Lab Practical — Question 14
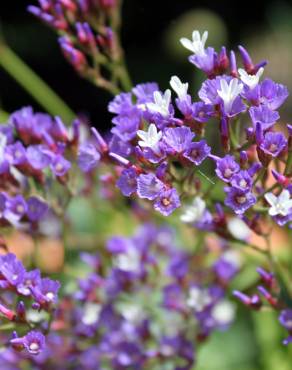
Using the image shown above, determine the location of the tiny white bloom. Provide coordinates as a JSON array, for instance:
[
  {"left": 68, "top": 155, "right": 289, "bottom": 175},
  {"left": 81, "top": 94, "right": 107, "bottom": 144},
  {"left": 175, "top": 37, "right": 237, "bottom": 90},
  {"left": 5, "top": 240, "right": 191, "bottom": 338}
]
[
  {"left": 137, "top": 123, "right": 162, "bottom": 154},
  {"left": 238, "top": 67, "right": 264, "bottom": 90},
  {"left": 170, "top": 76, "right": 189, "bottom": 100},
  {"left": 0, "top": 133, "right": 7, "bottom": 163},
  {"left": 180, "top": 197, "right": 206, "bottom": 223},
  {"left": 211, "top": 300, "right": 235, "bottom": 325},
  {"left": 227, "top": 217, "right": 251, "bottom": 241},
  {"left": 180, "top": 30, "right": 208, "bottom": 56},
  {"left": 221, "top": 250, "right": 242, "bottom": 269},
  {"left": 114, "top": 246, "right": 140, "bottom": 272},
  {"left": 146, "top": 90, "right": 171, "bottom": 117},
  {"left": 186, "top": 287, "right": 211, "bottom": 312},
  {"left": 217, "top": 78, "right": 243, "bottom": 113},
  {"left": 265, "top": 189, "right": 292, "bottom": 217},
  {"left": 82, "top": 303, "right": 102, "bottom": 325},
  {"left": 119, "top": 303, "right": 144, "bottom": 324},
  {"left": 26, "top": 309, "right": 48, "bottom": 323}
]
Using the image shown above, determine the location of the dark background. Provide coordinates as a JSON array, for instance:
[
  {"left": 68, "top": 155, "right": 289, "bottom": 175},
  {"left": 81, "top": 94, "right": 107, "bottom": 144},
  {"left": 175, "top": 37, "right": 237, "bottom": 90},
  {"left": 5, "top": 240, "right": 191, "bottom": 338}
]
[{"left": 1, "top": 0, "right": 292, "bottom": 129}]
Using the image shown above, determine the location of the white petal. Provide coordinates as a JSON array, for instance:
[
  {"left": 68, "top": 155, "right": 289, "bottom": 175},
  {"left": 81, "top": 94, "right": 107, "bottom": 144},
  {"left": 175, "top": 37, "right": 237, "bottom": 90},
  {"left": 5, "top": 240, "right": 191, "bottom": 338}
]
[
  {"left": 264, "top": 192, "right": 277, "bottom": 206},
  {"left": 180, "top": 38, "right": 195, "bottom": 53},
  {"left": 278, "top": 189, "right": 290, "bottom": 203},
  {"left": 137, "top": 130, "right": 147, "bottom": 140},
  {"left": 201, "top": 31, "right": 208, "bottom": 46}
]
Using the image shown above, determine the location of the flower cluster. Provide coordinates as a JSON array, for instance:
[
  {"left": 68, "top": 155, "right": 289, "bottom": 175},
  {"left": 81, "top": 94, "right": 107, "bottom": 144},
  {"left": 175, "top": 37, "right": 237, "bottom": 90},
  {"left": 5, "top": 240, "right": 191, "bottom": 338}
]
[
  {"left": 28, "top": 0, "right": 131, "bottom": 94},
  {"left": 0, "top": 107, "right": 81, "bottom": 230},
  {"left": 233, "top": 266, "right": 292, "bottom": 345},
  {"left": 0, "top": 253, "right": 60, "bottom": 356},
  {"left": 76, "top": 30, "right": 292, "bottom": 232},
  {"left": 0, "top": 224, "right": 239, "bottom": 369}
]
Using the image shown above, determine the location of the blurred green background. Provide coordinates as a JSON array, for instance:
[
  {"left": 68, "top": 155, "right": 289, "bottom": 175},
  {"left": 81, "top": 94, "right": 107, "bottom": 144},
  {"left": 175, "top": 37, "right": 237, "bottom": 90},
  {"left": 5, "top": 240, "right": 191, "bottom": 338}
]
[{"left": 1, "top": 0, "right": 292, "bottom": 368}]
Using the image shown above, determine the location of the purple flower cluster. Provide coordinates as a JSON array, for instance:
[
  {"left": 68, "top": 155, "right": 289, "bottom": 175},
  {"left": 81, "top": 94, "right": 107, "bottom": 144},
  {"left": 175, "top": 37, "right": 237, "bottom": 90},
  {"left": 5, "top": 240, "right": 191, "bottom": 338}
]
[
  {"left": 0, "top": 107, "right": 82, "bottom": 230},
  {"left": 0, "top": 224, "right": 238, "bottom": 369},
  {"left": 28, "top": 0, "right": 128, "bottom": 95},
  {"left": 0, "top": 253, "right": 60, "bottom": 355},
  {"left": 75, "top": 29, "right": 292, "bottom": 231}
]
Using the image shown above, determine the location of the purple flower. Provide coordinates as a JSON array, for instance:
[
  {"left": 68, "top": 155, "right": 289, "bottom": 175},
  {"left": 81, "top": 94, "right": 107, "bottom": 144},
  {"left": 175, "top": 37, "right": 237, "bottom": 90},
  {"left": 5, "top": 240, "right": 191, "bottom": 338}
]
[
  {"left": 199, "top": 76, "right": 228, "bottom": 105},
  {"left": 4, "top": 195, "right": 27, "bottom": 223},
  {"left": 191, "top": 102, "right": 214, "bottom": 122},
  {"left": 26, "top": 145, "right": 52, "bottom": 170},
  {"left": 17, "top": 269, "right": 41, "bottom": 296},
  {"left": 163, "top": 127, "right": 194, "bottom": 154},
  {"left": 108, "top": 92, "right": 133, "bottom": 115},
  {"left": 27, "top": 196, "right": 49, "bottom": 222},
  {"left": 260, "top": 79, "right": 289, "bottom": 110},
  {"left": 116, "top": 168, "right": 138, "bottom": 196},
  {"left": 9, "top": 106, "right": 34, "bottom": 135},
  {"left": 78, "top": 143, "right": 101, "bottom": 172},
  {"left": 259, "top": 132, "right": 287, "bottom": 157},
  {"left": 224, "top": 187, "right": 256, "bottom": 214},
  {"left": 214, "top": 155, "right": 240, "bottom": 182},
  {"left": 163, "top": 284, "right": 185, "bottom": 311},
  {"left": 249, "top": 105, "right": 279, "bottom": 130},
  {"left": 183, "top": 140, "right": 211, "bottom": 165},
  {"left": 0, "top": 253, "right": 25, "bottom": 286},
  {"left": 189, "top": 47, "right": 216, "bottom": 75},
  {"left": 111, "top": 113, "right": 140, "bottom": 142},
  {"left": 11, "top": 331, "right": 45, "bottom": 355},
  {"left": 279, "top": 309, "right": 292, "bottom": 331},
  {"left": 109, "top": 135, "right": 133, "bottom": 157},
  {"left": 273, "top": 212, "right": 292, "bottom": 227},
  {"left": 132, "top": 82, "right": 159, "bottom": 104},
  {"left": 31, "top": 277, "right": 60, "bottom": 305},
  {"left": 50, "top": 155, "right": 71, "bottom": 176},
  {"left": 5, "top": 142, "right": 26, "bottom": 165},
  {"left": 213, "top": 251, "right": 241, "bottom": 282},
  {"left": 153, "top": 188, "right": 181, "bottom": 216},
  {"left": 230, "top": 170, "right": 253, "bottom": 192},
  {"left": 137, "top": 173, "right": 164, "bottom": 200}
]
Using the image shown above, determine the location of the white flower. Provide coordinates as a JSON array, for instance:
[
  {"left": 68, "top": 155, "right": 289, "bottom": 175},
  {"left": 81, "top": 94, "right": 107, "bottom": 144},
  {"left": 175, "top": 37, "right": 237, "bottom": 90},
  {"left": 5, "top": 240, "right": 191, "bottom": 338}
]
[
  {"left": 146, "top": 90, "right": 171, "bottom": 117},
  {"left": 180, "top": 197, "right": 206, "bottom": 223},
  {"left": 119, "top": 303, "right": 144, "bottom": 324},
  {"left": 217, "top": 78, "right": 243, "bottom": 113},
  {"left": 186, "top": 287, "right": 211, "bottom": 312},
  {"left": 227, "top": 217, "right": 251, "bottom": 241},
  {"left": 221, "top": 250, "right": 242, "bottom": 269},
  {"left": 238, "top": 67, "right": 264, "bottom": 90},
  {"left": 137, "top": 123, "right": 162, "bottom": 154},
  {"left": 180, "top": 30, "right": 208, "bottom": 56},
  {"left": 211, "top": 300, "right": 235, "bottom": 325},
  {"left": 81, "top": 303, "right": 102, "bottom": 325},
  {"left": 170, "top": 76, "right": 189, "bottom": 99},
  {"left": 113, "top": 246, "right": 140, "bottom": 272},
  {"left": 0, "top": 133, "right": 7, "bottom": 163},
  {"left": 265, "top": 189, "right": 292, "bottom": 217}
]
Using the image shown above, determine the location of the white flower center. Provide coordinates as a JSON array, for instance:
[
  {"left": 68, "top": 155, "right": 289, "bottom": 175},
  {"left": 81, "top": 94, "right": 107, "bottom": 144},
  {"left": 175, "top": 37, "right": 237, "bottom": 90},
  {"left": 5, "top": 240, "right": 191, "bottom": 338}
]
[
  {"left": 187, "top": 287, "right": 211, "bottom": 312},
  {"left": 29, "top": 342, "right": 39, "bottom": 352},
  {"left": 145, "top": 90, "right": 171, "bottom": 117},
  {"left": 217, "top": 78, "right": 243, "bottom": 114},
  {"left": 180, "top": 30, "right": 208, "bottom": 56},
  {"left": 137, "top": 123, "right": 162, "bottom": 154},
  {"left": 180, "top": 197, "right": 206, "bottom": 223},
  {"left": 170, "top": 76, "right": 189, "bottom": 99},
  {"left": 238, "top": 67, "right": 264, "bottom": 90},
  {"left": 46, "top": 292, "right": 54, "bottom": 301}
]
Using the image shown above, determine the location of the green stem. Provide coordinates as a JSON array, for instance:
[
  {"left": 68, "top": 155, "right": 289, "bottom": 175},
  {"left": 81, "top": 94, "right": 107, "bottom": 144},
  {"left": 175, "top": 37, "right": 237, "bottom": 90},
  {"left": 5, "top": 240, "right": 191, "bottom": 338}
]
[{"left": 0, "top": 43, "right": 75, "bottom": 123}]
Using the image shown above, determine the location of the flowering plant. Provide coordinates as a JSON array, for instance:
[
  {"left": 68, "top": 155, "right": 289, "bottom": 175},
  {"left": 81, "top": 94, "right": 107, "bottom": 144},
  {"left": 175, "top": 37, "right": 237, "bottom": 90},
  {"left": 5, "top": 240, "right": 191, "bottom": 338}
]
[{"left": 0, "top": 1, "right": 291, "bottom": 369}]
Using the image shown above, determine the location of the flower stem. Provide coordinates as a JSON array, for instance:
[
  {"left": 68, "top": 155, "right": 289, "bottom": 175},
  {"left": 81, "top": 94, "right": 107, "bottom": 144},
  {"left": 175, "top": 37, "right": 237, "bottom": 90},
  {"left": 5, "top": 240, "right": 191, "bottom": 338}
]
[{"left": 0, "top": 42, "right": 75, "bottom": 123}]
